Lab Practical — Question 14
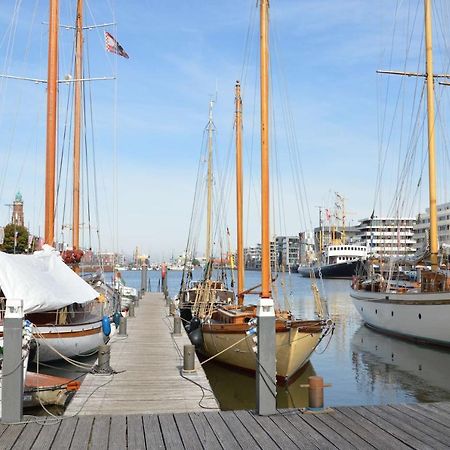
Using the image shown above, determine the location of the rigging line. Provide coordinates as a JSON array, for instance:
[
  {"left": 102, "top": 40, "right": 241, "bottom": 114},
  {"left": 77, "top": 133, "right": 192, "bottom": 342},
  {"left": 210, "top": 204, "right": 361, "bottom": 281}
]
[{"left": 82, "top": 59, "right": 93, "bottom": 250}]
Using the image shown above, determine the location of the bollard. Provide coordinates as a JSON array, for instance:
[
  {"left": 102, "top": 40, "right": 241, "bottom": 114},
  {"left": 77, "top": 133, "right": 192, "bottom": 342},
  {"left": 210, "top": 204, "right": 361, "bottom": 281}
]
[
  {"left": 169, "top": 301, "right": 176, "bottom": 316},
  {"left": 96, "top": 344, "right": 112, "bottom": 373},
  {"left": 141, "top": 263, "right": 148, "bottom": 294},
  {"left": 118, "top": 316, "right": 128, "bottom": 336},
  {"left": 135, "top": 297, "right": 140, "bottom": 308},
  {"left": 300, "top": 376, "right": 331, "bottom": 411},
  {"left": 183, "top": 344, "right": 196, "bottom": 373},
  {"left": 173, "top": 315, "right": 182, "bottom": 336},
  {"left": 128, "top": 301, "right": 135, "bottom": 318},
  {"left": 2, "top": 299, "right": 24, "bottom": 423}
]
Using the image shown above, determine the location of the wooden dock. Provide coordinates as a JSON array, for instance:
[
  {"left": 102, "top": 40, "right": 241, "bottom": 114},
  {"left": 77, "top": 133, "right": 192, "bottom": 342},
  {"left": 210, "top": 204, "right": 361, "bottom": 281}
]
[
  {"left": 64, "top": 292, "right": 218, "bottom": 416},
  {"left": 1, "top": 401, "right": 450, "bottom": 448}
]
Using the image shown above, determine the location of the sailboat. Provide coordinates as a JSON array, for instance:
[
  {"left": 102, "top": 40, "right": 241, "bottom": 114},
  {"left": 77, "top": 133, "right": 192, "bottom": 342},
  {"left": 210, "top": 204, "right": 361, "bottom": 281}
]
[
  {"left": 199, "top": 1, "right": 332, "bottom": 380},
  {"left": 0, "top": 0, "right": 115, "bottom": 361},
  {"left": 350, "top": 0, "right": 450, "bottom": 347}
]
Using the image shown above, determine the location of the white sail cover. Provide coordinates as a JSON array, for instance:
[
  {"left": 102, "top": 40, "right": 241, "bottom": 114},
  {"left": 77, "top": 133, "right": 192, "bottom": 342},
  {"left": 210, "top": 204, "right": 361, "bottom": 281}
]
[{"left": 0, "top": 245, "right": 99, "bottom": 313}]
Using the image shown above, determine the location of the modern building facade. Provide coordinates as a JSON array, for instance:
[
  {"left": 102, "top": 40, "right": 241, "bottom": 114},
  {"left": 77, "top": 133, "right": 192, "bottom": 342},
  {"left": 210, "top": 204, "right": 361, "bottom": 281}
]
[
  {"left": 356, "top": 217, "right": 417, "bottom": 257},
  {"left": 415, "top": 202, "right": 450, "bottom": 249}
]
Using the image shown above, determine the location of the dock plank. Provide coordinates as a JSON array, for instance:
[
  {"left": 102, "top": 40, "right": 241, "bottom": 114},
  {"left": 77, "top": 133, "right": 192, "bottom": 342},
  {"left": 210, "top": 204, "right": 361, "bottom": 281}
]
[
  {"left": 173, "top": 413, "right": 203, "bottom": 450},
  {"left": 219, "top": 411, "right": 260, "bottom": 449},
  {"left": 142, "top": 414, "right": 164, "bottom": 449},
  {"left": 0, "top": 423, "right": 25, "bottom": 450},
  {"left": 283, "top": 413, "right": 337, "bottom": 450},
  {"left": 69, "top": 416, "right": 93, "bottom": 450},
  {"left": 251, "top": 414, "right": 299, "bottom": 450},
  {"left": 389, "top": 405, "right": 450, "bottom": 443},
  {"left": 11, "top": 422, "right": 42, "bottom": 450},
  {"left": 30, "top": 418, "right": 61, "bottom": 450},
  {"left": 335, "top": 406, "right": 410, "bottom": 450},
  {"left": 51, "top": 417, "right": 78, "bottom": 450},
  {"left": 352, "top": 406, "right": 433, "bottom": 450},
  {"left": 189, "top": 412, "right": 222, "bottom": 450},
  {"left": 269, "top": 413, "right": 319, "bottom": 450},
  {"left": 365, "top": 405, "right": 448, "bottom": 449},
  {"left": 127, "top": 415, "right": 145, "bottom": 450},
  {"left": 300, "top": 413, "right": 358, "bottom": 449},
  {"left": 159, "top": 413, "right": 184, "bottom": 449},
  {"left": 404, "top": 403, "right": 450, "bottom": 429},
  {"left": 233, "top": 410, "right": 279, "bottom": 450},
  {"left": 88, "top": 416, "right": 110, "bottom": 450},
  {"left": 204, "top": 411, "right": 241, "bottom": 449},
  {"left": 108, "top": 416, "right": 126, "bottom": 450}
]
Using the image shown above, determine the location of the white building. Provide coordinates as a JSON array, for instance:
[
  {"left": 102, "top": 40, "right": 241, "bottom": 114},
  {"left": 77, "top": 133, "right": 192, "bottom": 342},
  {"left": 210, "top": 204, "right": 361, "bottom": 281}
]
[
  {"left": 275, "top": 236, "right": 300, "bottom": 270},
  {"left": 415, "top": 202, "right": 450, "bottom": 249},
  {"left": 356, "top": 217, "right": 417, "bottom": 257}
]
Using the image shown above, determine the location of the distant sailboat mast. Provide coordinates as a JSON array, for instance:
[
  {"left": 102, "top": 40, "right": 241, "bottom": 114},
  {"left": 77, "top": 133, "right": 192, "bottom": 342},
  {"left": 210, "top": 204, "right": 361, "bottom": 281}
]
[
  {"left": 205, "top": 99, "right": 214, "bottom": 263},
  {"left": 44, "top": 0, "right": 59, "bottom": 245},
  {"left": 72, "top": 0, "right": 83, "bottom": 251},
  {"left": 235, "top": 81, "right": 244, "bottom": 305}
]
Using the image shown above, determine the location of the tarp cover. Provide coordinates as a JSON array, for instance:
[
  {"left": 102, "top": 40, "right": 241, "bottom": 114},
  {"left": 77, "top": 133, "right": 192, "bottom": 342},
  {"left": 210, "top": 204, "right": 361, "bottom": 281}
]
[{"left": 0, "top": 245, "right": 99, "bottom": 313}]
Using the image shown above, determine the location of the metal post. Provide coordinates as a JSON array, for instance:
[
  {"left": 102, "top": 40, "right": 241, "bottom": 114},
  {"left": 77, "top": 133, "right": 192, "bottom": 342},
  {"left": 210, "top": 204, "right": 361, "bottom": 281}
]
[
  {"left": 256, "top": 297, "right": 276, "bottom": 415},
  {"left": 173, "top": 315, "right": 182, "bottom": 336},
  {"left": 118, "top": 316, "right": 127, "bottom": 336},
  {"left": 308, "top": 376, "right": 324, "bottom": 410},
  {"left": 128, "top": 301, "right": 135, "bottom": 318},
  {"left": 2, "top": 299, "right": 24, "bottom": 423},
  {"left": 141, "top": 263, "right": 148, "bottom": 294},
  {"left": 183, "top": 344, "right": 196, "bottom": 373},
  {"left": 169, "top": 301, "right": 176, "bottom": 316},
  {"left": 96, "top": 344, "right": 112, "bottom": 373}
]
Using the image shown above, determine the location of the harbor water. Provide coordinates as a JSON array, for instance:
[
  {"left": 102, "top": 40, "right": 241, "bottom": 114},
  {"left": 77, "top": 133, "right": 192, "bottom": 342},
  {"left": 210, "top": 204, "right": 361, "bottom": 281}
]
[{"left": 106, "top": 268, "right": 450, "bottom": 411}]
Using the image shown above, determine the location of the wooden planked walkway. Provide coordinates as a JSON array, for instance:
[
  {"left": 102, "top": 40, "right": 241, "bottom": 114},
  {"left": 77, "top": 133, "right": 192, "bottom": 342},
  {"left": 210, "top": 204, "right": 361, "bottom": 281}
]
[
  {"left": 64, "top": 292, "right": 218, "bottom": 416},
  {"left": 1, "top": 402, "right": 450, "bottom": 449}
]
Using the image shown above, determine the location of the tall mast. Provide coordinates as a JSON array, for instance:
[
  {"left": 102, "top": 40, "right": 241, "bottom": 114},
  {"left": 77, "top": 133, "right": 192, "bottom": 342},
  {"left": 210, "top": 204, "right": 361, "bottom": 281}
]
[
  {"left": 44, "top": 0, "right": 59, "bottom": 245},
  {"left": 235, "top": 81, "right": 244, "bottom": 305},
  {"left": 205, "top": 99, "right": 214, "bottom": 262},
  {"left": 260, "top": 0, "right": 270, "bottom": 298},
  {"left": 424, "top": 0, "right": 438, "bottom": 270},
  {"left": 72, "top": 0, "right": 83, "bottom": 250}
]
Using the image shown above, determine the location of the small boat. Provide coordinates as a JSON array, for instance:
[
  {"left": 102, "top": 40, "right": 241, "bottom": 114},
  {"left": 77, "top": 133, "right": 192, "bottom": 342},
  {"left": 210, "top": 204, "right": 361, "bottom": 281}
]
[{"left": 23, "top": 372, "right": 80, "bottom": 409}]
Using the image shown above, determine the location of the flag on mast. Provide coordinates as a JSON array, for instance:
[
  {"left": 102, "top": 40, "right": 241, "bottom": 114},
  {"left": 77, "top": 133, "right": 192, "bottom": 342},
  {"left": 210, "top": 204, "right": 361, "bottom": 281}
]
[{"left": 104, "top": 31, "right": 129, "bottom": 59}]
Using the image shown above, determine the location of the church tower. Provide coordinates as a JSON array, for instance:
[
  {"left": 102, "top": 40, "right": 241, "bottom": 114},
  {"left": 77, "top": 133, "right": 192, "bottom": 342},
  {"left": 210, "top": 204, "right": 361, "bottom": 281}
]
[{"left": 12, "top": 192, "right": 24, "bottom": 227}]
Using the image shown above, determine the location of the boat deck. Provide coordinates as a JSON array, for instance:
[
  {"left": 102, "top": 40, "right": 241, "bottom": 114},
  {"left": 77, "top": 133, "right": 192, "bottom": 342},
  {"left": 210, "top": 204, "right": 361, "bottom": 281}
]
[
  {"left": 64, "top": 292, "right": 218, "bottom": 416},
  {"left": 1, "top": 401, "right": 449, "bottom": 449}
]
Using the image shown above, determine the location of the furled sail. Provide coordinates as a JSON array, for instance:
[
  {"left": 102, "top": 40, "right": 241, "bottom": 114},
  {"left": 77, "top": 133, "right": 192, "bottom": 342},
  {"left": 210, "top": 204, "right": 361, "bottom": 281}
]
[{"left": 0, "top": 245, "right": 99, "bottom": 313}]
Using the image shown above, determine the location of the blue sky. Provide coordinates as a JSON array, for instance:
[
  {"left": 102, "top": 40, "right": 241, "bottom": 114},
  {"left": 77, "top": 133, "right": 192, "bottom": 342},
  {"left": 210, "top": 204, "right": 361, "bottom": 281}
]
[{"left": 0, "top": 1, "right": 449, "bottom": 260}]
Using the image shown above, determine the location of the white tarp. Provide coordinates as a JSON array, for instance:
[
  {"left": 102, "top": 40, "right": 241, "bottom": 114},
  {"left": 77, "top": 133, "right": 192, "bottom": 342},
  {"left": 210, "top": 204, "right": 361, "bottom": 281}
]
[{"left": 0, "top": 245, "right": 99, "bottom": 313}]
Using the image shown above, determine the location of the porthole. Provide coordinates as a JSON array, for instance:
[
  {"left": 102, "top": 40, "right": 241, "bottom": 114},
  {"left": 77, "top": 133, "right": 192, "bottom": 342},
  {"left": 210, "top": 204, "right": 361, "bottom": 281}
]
[
  {"left": 418, "top": 313, "right": 422, "bottom": 320},
  {"left": 391, "top": 311, "right": 394, "bottom": 317},
  {"left": 361, "top": 307, "right": 363, "bottom": 312},
  {"left": 375, "top": 309, "right": 378, "bottom": 314}
]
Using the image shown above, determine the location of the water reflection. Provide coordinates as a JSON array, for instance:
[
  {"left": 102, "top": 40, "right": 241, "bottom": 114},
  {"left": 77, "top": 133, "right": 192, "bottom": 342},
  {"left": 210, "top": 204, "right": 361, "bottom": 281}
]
[
  {"left": 202, "top": 360, "right": 315, "bottom": 410},
  {"left": 351, "top": 325, "right": 450, "bottom": 403}
]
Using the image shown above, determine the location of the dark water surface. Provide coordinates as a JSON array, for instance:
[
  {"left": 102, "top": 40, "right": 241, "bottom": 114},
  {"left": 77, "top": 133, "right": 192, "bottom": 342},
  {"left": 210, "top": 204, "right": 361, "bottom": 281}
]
[{"left": 115, "top": 268, "right": 450, "bottom": 410}]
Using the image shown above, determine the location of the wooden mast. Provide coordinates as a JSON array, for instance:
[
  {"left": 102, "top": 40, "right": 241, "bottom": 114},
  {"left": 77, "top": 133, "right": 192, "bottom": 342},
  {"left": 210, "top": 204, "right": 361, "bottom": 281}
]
[
  {"left": 72, "top": 0, "right": 83, "bottom": 250},
  {"left": 424, "top": 0, "right": 438, "bottom": 270},
  {"left": 235, "top": 81, "right": 244, "bottom": 305},
  {"left": 44, "top": 0, "right": 59, "bottom": 245},
  {"left": 206, "top": 99, "right": 214, "bottom": 263},
  {"left": 260, "top": 0, "right": 270, "bottom": 298}
]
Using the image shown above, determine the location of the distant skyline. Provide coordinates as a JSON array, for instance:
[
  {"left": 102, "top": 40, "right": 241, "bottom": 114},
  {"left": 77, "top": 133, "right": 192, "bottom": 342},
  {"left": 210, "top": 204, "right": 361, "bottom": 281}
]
[{"left": 0, "top": 1, "right": 449, "bottom": 261}]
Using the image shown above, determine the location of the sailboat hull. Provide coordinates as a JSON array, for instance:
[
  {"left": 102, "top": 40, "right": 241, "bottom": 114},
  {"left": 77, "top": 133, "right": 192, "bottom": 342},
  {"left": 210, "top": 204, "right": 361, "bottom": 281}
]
[
  {"left": 202, "top": 327, "right": 322, "bottom": 379},
  {"left": 350, "top": 289, "right": 450, "bottom": 346}
]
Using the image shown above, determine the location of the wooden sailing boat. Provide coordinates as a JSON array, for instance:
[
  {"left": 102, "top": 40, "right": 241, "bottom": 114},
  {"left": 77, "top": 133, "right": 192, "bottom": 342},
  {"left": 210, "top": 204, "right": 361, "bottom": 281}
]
[
  {"left": 0, "top": 0, "right": 112, "bottom": 362},
  {"left": 199, "top": 1, "right": 331, "bottom": 380},
  {"left": 350, "top": 0, "right": 450, "bottom": 347}
]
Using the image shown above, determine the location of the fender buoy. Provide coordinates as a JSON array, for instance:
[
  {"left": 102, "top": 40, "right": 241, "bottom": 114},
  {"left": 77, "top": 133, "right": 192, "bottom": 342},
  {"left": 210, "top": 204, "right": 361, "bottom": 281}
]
[
  {"left": 113, "top": 311, "right": 121, "bottom": 327},
  {"left": 102, "top": 315, "right": 111, "bottom": 336}
]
